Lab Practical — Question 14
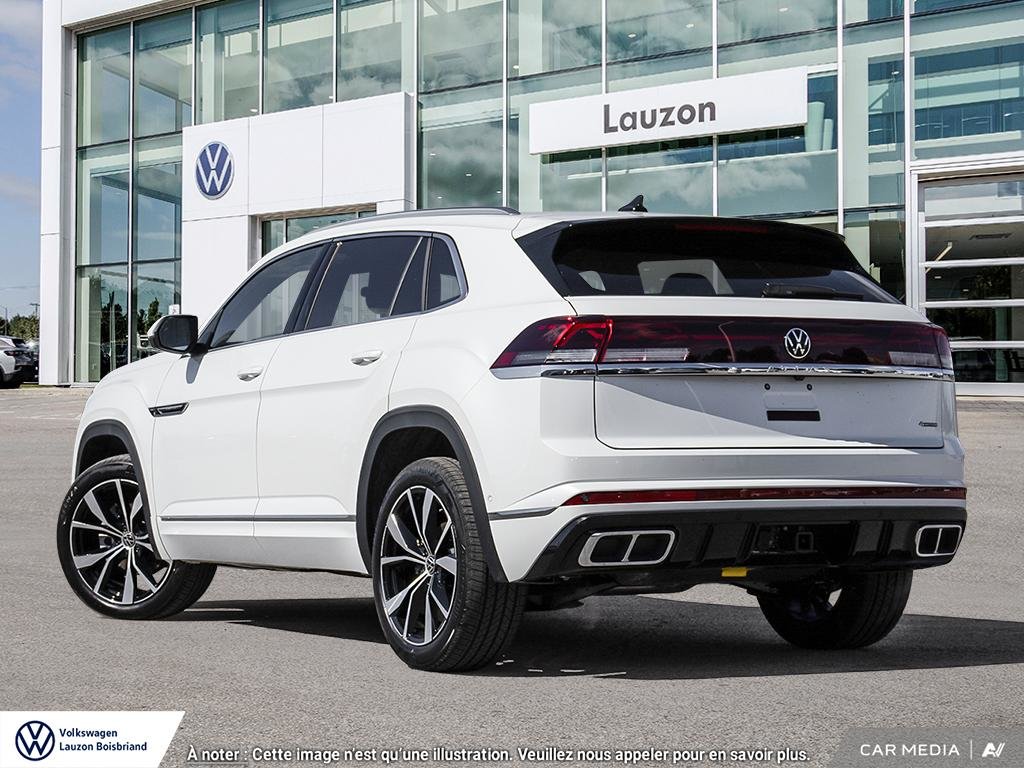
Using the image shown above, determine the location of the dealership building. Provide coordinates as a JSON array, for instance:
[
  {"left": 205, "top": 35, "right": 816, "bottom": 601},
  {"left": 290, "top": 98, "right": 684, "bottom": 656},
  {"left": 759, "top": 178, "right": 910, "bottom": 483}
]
[{"left": 38, "top": 0, "right": 1024, "bottom": 392}]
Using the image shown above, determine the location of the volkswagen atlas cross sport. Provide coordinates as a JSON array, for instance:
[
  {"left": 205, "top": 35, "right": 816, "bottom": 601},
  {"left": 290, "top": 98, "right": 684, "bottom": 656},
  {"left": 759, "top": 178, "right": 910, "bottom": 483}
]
[{"left": 58, "top": 210, "right": 966, "bottom": 672}]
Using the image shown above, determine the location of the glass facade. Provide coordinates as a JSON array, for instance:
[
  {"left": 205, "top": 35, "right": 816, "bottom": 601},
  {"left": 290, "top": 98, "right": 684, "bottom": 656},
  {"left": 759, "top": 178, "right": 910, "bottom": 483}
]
[{"left": 71, "top": 0, "right": 1024, "bottom": 383}]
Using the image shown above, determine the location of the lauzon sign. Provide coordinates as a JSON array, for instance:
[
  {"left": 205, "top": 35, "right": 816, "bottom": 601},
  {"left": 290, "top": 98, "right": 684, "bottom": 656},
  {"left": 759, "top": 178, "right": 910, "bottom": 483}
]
[
  {"left": 529, "top": 67, "right": 807, "bottom": 155},
  {"left": 604, "top": 100, "right": 716, "bottom": 134}
]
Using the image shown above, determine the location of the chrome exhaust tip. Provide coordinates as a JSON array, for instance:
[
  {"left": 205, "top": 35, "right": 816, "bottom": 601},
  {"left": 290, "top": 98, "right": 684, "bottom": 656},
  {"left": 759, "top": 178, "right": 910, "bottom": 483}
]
[
  {"left": 915, "top": 524, "right": 963, "bottom": 557},
  {"left": 578, "top": 529, "right": 676, "bottom": 567}
]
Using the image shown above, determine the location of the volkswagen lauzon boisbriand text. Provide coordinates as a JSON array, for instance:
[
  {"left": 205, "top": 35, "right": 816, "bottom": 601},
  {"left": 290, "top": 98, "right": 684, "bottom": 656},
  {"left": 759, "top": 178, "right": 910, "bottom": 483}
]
[{"left": 58, "top": 211, "right": 966, "bottom": 671}]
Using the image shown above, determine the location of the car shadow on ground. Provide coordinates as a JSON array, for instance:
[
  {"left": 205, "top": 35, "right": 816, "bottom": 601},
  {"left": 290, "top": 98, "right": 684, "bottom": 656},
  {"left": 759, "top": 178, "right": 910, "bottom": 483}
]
[{"left": 176, "top": 594, "right": 1024, "bottom": 680}]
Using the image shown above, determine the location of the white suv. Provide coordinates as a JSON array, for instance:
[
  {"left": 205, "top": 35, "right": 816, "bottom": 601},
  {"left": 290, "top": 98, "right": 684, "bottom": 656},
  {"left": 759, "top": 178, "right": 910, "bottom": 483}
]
[{"left": 58, "top": 211, "right": 966, "bottom": 671}]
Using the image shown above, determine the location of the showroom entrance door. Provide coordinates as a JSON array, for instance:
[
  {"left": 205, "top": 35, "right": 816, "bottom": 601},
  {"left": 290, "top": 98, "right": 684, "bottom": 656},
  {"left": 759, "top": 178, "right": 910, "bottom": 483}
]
[{"left": 915, "top": 173, "right": 1024, "bottom": 393}]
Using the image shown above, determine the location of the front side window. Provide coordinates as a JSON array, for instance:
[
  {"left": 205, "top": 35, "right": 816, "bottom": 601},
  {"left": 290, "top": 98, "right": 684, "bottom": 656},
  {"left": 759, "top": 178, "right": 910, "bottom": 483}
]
[
  {"left": 210, "top": 246, "right": 322, "bottom": 347},
  {"left": 306, "top": 236, "right": 427, "bottom": 330}
]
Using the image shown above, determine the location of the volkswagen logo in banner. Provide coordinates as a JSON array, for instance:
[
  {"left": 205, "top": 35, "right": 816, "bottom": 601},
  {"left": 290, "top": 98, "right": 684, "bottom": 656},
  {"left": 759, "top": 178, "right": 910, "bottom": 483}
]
[
  {"left": 195, "top": 141, "right": 234, "bottom": 200},
  {"left": 15, "top": 720, "right": 55, "bottom": 761},
  {"left": 784, "top": 328, "right": 812, "bottom": 360}
]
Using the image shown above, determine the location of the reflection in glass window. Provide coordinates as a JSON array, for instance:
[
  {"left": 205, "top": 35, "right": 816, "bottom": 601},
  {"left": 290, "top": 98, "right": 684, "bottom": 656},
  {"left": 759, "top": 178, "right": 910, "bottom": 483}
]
[
  {"left": 134, "top": 11, "right": 193, "bottom": 137},
  {"left": 844, "top": 209, "right": 906, "bottom": 301},
  {"left": 926, "top": 264, "right": 1024, "bottom": 302},
  {"left": 846, "top": 0, "right": 903, "bottom": 24},
  {"left": 608, "top": 139, "right": 713, "bottom": 215},
  {"left": 912, "top": 31, "right": 1024, "bottom": 160},
  {"left": 718, "top": 0, "right": 836, "bottom": 44},
  {"left": 76, "top": 264, "right": 129, "bottom": 382},
  {"left": 508, "top": 0, "right": 601, "bottom": 78},
  {"left": 264, "top": 0, "right": 334, "bottom": 113},
  {"left": 338, "top": 0, "right": 406, "bottom": 100},
  {"left": 78, "top": 26, "right": 131, "bottom": 146},
  {"left": 607, "top": 0, "right": 711, "bottom": 63},
  {"left": 419, "top": 0, "right": 502, "bottom": 91},
  {"left": 133, "top": 260, "right": 181, "bottom": 358},
  {"left": 921, "top": 177, "right": 1024, "bottom": 222},
  {"left": 718, "top": 76, "right": 839, "bottom": 216},
  {"left": 420, "top": 85, "right": 503, "bottom": 208},
  {"left": 196, "top": 0, "right": 260, "bottom": 123},
  {"left": 843, "top": 21, "right": 905, "bottom": 209},
  {"left": 263, "top": 219, "right": 287, "bottom": 256},
  {"left": 508, "top": 71, "right": 602, "bottom": 212},
  {"left": 261, "top": 210, "right": 376, "bottom": 255},
  {"left": 76, "top": 144, "right": 130, "bottom": 266},
  {"left": 134, "top": 136, "right": 182, "bottom": 263}
]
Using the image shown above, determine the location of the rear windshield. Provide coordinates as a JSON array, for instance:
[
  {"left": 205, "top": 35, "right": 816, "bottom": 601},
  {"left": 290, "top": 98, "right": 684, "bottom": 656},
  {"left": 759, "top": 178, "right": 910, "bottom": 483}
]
[{"left": 516, "top": 219, "right": 896, "bottom": 303}]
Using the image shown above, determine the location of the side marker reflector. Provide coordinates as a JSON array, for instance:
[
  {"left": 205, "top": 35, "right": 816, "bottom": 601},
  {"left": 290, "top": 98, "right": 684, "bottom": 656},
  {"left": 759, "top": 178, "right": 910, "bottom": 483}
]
[{"left": 721, "top": 567, "right": 748, "bottom": 578}]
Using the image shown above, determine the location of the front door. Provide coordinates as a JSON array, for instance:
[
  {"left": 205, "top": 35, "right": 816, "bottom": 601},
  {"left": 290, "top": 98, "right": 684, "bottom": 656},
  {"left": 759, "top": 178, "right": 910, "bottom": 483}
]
[
  {"left": 916, "top": 173, "right": 1024, "bottom": 393},
  {"left": 151, "top": 244, "right": 325, "bottom": 563}
]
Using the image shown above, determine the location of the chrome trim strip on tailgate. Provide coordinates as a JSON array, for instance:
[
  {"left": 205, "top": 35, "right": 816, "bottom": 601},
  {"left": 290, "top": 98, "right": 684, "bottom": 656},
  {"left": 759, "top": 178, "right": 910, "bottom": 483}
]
[{"left": 528, "top": 363, "right": 953, "bottom": 381}]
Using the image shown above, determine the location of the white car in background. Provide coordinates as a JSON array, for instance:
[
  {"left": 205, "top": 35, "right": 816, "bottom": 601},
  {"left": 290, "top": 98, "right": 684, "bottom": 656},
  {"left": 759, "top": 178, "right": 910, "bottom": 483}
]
[
  {"left": 58, "top": 210, "right": 966, "bottom": 672},
  {"left": 0, "top": 335, "right": 32, "bottom": 388}
]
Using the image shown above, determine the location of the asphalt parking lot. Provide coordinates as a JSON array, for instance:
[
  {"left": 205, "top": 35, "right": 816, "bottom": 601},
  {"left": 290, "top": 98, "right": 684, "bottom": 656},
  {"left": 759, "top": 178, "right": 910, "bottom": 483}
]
[{"left": 1, "top": 387, "right": 1022, "bottom": 767}]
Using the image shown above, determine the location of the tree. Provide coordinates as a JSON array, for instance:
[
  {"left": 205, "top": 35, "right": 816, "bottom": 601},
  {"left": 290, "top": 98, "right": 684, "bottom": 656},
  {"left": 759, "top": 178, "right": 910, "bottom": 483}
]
[{"left": 0, "top": 314, "right": 39, "bottom": 340}]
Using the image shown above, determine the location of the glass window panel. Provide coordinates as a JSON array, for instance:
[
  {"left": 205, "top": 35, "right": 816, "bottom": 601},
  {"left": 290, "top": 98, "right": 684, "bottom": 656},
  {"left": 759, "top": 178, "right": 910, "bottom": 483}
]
[
  {"left": 922, "top": 176, "right": 1024, "bottom": 222},
  {"left": 718, "top": 75, "right": 838, "bottom": 217},
  {"left": 307, "top": 236, "right": 425, "bottom": 328},
  {"left": 719, "top": 0, "right": 836, "bottom": 43},
  {"left": 947, "top": 345, "right": 1024, "bottom": 383},
  {"left": 338, "top": 0, "right": 407, "bottom": 100},
  {"left": 427, "top": 239, "right": 462, "bottom": 308},
  {"left": 420, "top": 85, "right": 503, "bottom": 207},
  {"left": 607, "top": 0, "right": 711, "bottom": 64},
  {"left": 211, "top": 246, "right": 321, "bottom": 347},
  {"left": 846, "top": 0, "right": 904, "bottom": 24},
  {"left": 719, "top": 29, "right": 837, "bottom": 75},
  {"left": 927, "top": 306, "right": 1024, "bottom": 343},
  {"left": 392, "top": 241, "right": 426, "bottom": 315},
  {"left": 196, "top": 0, "right": 260, "bottom": 123},
  {"left": 915, "top": 0, "right": 1014, "bottom": 13},
  {"left": 926, "top": 263, "right": 1024, "bottom": 301},
  {"left": 508, "top": 70, "right": 602, "bottom": 212},
  {"left": 75, "top": 264, "right": 129, "bottom": 382},
  {"left": 134, "top": 135, "right": 182, "bottom": 263},
  {"left": 76, "top": 143, "right": 130, "bottom": 266},
  {"left": 264, "top": 0, "right": 334, "bottom": 113},
  {"left": 262, "top": 219, "right": 287, "bottom": 256},
  {"left": 607, "top": 51, "right": 712, "bottom": 92},
  {"left": 607, "top": 139, "right": 713, "bottom": 215},
  {"left": 508, "top": 0, "right": 601, "bottom": 78},
  {"left": 133, "top": 260, "right": 181, "bottom": 359},
  {"left": 924, "top": 220, "right": 1024, "bottom": 261},
  {"left": 78, "top": 26, "right": 131, "bottom": 146},
  {"left": 134, "top": 11, "right": 193, "bottom": 138},
  {"left": 419, "top": 0, "right": 502, "bottom": 91},
  {"left": 844, "top": 209, "right": 907, "bottom": 301},
  {"left": 285, "top": 211, "right": 361, "bottom": 240},
  {"left": 911, "top": 4, "right": 1024, "bottom": 160},
  {"left": 843, "top": 21, "right": 905, "bottom": 209}
]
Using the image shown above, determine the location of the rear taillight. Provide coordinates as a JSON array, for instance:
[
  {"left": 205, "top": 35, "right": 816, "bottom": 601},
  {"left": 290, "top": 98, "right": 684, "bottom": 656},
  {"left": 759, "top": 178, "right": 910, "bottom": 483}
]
[{"left": 492, "top": 316, "right": 955, "bottom": 370}]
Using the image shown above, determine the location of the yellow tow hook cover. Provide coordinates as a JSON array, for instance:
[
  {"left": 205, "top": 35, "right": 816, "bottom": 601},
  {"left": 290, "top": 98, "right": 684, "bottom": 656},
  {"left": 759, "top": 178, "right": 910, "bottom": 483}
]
[{"left": 721, "top": 567, "right": 748, "bottom": 578}]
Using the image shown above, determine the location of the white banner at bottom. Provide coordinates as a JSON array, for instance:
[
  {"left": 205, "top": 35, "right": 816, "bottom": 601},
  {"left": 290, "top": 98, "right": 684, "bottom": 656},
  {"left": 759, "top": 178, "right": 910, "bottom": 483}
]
[{"left": 0, "top": 711, "right": 183, "bottom": 768}]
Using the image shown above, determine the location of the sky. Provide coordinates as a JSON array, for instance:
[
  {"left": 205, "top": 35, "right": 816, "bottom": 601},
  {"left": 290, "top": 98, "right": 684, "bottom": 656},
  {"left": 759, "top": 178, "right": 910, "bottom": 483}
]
[{"left": 0, "top": 0, "right": 42, "bottom": 320}]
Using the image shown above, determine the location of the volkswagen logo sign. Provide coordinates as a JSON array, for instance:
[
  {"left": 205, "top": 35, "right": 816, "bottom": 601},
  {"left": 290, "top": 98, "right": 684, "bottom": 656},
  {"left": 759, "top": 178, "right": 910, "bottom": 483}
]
[
  {"left": 784, "top": 327, "right": 811, "bottom": 360},
  {"left": 15, "top": 721, "right": 55, "bottom": 761},
  {"left": 195, "top": 141, "right": 234, "bottom": 200}
]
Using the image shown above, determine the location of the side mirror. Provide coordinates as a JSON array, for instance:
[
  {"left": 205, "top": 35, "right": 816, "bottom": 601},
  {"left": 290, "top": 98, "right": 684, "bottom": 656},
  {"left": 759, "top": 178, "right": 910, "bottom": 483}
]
[{"left": 148, "top": 314, "right": 199, "bottom": 354}]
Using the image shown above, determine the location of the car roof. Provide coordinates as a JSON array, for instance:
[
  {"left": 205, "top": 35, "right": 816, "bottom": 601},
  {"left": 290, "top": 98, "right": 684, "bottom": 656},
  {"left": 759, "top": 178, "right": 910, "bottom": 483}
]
[{"left": 264, "top": 210, "right": 841, "bottom": 263}]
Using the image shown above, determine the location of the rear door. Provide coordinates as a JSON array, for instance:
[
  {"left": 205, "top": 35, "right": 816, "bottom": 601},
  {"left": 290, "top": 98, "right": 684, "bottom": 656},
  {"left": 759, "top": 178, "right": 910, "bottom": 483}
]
[{"left": 254, "top": 234, "right": 435, "bottom": 571}]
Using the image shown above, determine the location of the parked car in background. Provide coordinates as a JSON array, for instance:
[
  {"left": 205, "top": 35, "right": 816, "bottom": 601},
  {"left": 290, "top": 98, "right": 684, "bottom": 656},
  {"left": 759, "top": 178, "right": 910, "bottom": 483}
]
[{"left": 0, "top": 336, "right": 34, "bottom": 388}]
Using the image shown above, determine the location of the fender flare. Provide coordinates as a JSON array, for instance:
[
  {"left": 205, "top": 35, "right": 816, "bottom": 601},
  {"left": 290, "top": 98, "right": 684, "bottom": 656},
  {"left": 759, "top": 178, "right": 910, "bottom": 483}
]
[
  {"left": 76, "top": 420, "right": 166, "bottom": 561},
  {"left": 357, "top": 406, "right": 507, "bottom": 582}
]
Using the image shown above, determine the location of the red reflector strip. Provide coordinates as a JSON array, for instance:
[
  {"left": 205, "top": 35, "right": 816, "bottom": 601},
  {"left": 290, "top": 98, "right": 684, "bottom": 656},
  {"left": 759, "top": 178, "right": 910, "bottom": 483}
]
[{"left": 562, "top": 486, "right": 967, "bottom": 506}]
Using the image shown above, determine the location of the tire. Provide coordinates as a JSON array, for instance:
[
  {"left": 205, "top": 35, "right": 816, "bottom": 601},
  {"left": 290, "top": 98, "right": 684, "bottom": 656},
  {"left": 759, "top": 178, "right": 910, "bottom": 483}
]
[
  {"left": 371, "top": 457, "right": 525, "bottom": 672},
  {"left": 57, "top": 455, "right": 216, "bottom": 619},
  {"left": 758, "top": 570, "right": 913, "bottom": 650}
]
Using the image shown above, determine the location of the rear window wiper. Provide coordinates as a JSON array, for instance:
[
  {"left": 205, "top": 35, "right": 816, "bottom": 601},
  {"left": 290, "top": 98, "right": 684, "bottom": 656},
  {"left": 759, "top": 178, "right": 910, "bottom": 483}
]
[{"left": 761, "top": 283, "right": 864, "bottom": 301}]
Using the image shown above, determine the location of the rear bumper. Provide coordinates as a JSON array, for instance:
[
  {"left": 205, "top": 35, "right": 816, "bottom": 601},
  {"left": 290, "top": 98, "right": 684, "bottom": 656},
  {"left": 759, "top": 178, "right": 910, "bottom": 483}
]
[{"left": 515, "top": 502, "right": 966, "bottom": 583}]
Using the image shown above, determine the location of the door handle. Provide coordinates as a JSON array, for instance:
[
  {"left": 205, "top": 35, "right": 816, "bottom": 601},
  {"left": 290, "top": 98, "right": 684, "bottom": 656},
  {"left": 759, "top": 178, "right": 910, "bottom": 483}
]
[
  {"left": 350, "top": 350, "right": 383, "bottom": 366},
  {"left": 237, "top": 366, "right": 264, "bottom": 381}
]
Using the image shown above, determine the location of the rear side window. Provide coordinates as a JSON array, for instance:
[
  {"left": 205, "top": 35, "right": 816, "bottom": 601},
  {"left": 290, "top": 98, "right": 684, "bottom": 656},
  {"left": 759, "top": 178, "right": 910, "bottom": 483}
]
[
  {"left": 517, "top": 219, "right": 896, "bottom": 303},
  {"left": 306, "top": 236, "right": 427, "bottom": 330},
  {"left": 426, "top": 239, "right": 462, "bottom": 309}
]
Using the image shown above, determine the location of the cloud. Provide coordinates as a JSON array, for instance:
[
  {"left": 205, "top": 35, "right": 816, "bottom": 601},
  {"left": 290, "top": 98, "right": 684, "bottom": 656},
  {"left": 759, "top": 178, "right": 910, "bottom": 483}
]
[
  {"left": 0, "top": 0, "right": 42, "bottom": 54},
  {"left": 0, "top": 172, "right": 40, "bottom": 209}
]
